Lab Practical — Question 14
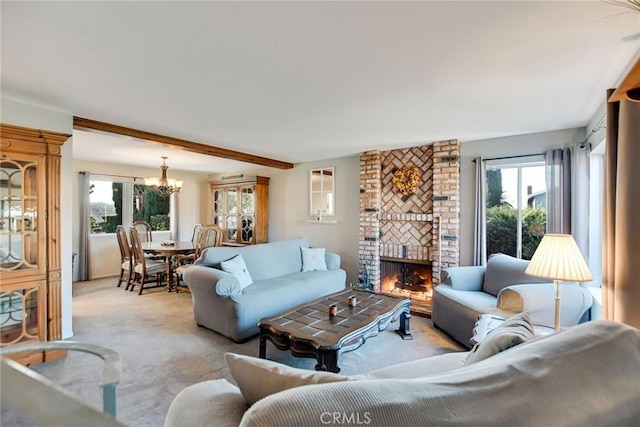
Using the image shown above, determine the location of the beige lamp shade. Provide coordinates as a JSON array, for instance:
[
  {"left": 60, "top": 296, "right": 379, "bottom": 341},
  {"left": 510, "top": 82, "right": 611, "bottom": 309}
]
[{"left": 525, "top": 234, "right": 593, "bottom": 282}]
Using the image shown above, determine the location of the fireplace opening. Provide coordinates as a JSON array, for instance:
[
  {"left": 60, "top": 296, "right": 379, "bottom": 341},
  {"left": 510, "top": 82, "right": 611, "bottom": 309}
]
[{"left": 380, "top": 257, "right": 433, "bottom": 317}]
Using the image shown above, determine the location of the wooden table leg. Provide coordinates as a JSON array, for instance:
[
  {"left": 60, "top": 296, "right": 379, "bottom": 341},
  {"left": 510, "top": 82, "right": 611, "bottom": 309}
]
[
  {"left": 316, "top": 350, "right": 340, "bottom": 373},
  {"left": 395, "top": 308, "right": 413, "bottom": 340},
  {"left": 165, "top": 255, "right": 172, "bottom": 292},
  {"left": 259, "top": 333, "right": 267, "bottom": 359}
]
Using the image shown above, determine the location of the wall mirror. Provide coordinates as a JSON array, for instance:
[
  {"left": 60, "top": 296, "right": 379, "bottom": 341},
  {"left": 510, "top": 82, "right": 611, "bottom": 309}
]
[{"left": 309, "top": 167, "right": 335, "bottom": 218}]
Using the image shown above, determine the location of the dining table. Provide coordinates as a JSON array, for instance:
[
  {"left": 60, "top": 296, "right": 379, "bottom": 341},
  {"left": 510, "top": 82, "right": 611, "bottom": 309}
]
[{"left": 141, "top": 241, "right": 195, "bottom": 292}]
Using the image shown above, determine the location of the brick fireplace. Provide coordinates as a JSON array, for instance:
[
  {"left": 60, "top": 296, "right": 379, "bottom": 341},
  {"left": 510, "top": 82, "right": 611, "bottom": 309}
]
[{"left": 358, "top": 140, "right": 460, "bottom": 316}]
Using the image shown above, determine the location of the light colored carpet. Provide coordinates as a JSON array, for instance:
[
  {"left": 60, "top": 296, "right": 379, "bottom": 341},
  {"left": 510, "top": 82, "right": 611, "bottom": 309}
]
[{"left": 2, "top": 277, "right": 463, "bottom": 427}]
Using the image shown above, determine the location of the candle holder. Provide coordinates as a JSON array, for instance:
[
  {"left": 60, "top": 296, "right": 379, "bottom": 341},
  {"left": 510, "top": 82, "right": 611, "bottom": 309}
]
[{"left": 329, "top": 304, "right": 337, "bottom": 317}]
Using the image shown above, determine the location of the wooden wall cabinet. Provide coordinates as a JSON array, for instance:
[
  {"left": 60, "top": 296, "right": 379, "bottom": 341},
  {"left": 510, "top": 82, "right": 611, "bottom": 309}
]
[
  {"left": 0, "top": 123, "right": 70, "bottom": 365},
  {"left": 210, "top": 176, "right": 269, "bottom": 245}
]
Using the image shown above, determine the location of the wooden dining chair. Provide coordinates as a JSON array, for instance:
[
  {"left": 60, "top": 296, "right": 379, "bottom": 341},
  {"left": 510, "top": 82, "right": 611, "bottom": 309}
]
[
  {"left": 132, "top": 221, "right": 153, "bottom": 242},
  {"left": 129, "top": 226, "right": 168, "bottom": 295},
  {"left": 174, "top": 225, "right": 223, "bottom": 291},
  {"left": 190, "top": 223, "right": 203, "bottom": 245},
  {"left": 132, "top": 220, "right": 165, "bottom": 260},
  {"left": 115, "top": 225, "right": 133, "bottom": 289}
]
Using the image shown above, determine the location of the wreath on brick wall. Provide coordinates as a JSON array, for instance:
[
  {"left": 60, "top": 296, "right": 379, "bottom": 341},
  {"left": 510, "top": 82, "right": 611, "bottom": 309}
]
[{"left": 391, "top": 166, "right": 421, "bottom": 197}]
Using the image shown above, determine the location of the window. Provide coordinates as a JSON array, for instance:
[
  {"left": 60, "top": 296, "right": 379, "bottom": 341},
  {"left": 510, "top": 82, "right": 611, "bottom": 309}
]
[
  {"left": 89, "top": 179, "right": 170, "bottom": 234},
  {"left": 587, "top": 141, "right": 605, "bottom": 288},
  {"left": 485, "top": 160, "right": 546, "bottom": 260}
]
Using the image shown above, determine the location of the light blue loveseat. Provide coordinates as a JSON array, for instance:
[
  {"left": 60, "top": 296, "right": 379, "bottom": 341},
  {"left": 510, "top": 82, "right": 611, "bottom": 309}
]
[
  {"left": 432, "top": 253, "right": 593, "bottom": 348},
  {"left": 183, "top": 237, "right": 347, "bottom": 342}
]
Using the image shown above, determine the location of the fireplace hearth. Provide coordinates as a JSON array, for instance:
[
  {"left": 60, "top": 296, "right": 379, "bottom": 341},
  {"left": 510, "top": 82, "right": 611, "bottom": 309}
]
[{"left": 380, "top": 257, "right": 433, "bottom": 317}]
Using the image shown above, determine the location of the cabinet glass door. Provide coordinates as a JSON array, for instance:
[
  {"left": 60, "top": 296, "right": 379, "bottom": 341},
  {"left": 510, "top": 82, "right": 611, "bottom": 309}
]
[
  {"left": 0, "top": 285, "right": 43, "bottom": 345},
  {"left": 225, "top": 215, "right": 237, "bottom": 241},
  {"left": 239, "top": 187, "right": 254, "bottom": 244},
  {"left": 227, "top": 188, "right": 238, "bottom": 214},
  {"left": 240, "top": 215, "right": 254, "bottom": 244},
  {"left": 240, "top": 187, "right": 255, "bottom": 214},
  {"left": 0, "top": 157, "right": 44, "bottom": 274},
  {"left": 213, "top": 189, "right": 224, "bottom": 214}
]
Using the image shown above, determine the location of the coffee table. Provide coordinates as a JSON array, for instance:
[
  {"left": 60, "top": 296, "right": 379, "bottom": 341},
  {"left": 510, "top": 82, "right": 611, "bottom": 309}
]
[{"left": 258, "top": 289, "right": 412, "bottom": 373}]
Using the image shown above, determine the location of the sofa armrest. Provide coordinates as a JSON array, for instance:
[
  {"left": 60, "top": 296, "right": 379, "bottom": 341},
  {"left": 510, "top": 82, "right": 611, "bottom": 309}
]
[
  {"left": 183, "top": 265, "right": 243, "bottom": 297},
  {"left": 441, "top": 266, "right": 485, "bottom": 292},
  {"left": 497, "top": 283, "right": 593, "bottom": 328},
  {"left": 325, "top": 252, "right": 341, "bottom": 270}
]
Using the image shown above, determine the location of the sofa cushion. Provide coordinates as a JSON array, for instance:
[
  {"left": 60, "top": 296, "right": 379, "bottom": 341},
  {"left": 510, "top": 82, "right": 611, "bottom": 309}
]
[
  {"left": 482, "top": 253, "right": 547, "bottom": 297},
  {"left": 231, "top": 270, "right": 347, "bottom": 338},
  {"left": 164, "top": 379, "right": 248, "bottom": 427},
  {"left": 301, "top": 247, "right": 327, "bottom": 272},
  {"left": 225, "top": 353, "right": 351, "bottom": 405},
  {"left": 362, "top": 352, "right": 467, "bottom": 379},
  {"left": 464, "top": 311, "right": 535, "bottom": 365},
  {"left": 221, "top": 254, "right": 253, "bottom": 289},
  {"left": 199, "top": 237, "right": 309, "bottom": 282},
  {"left": 432, "top": 284, "right": 498, "bottom": 312}
]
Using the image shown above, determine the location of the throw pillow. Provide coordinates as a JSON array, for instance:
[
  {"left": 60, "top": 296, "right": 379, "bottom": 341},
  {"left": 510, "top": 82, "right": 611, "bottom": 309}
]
[
  {"left": 225, "top": 353, "right": 351, "bottom": 404},
  {"left": 300, "top": 247, "right": 327, "bottom": 272},
  {"left": 464, "top": 311, "right": 535, "bottom": 365},
  {"left": 220, "top": 254, "right": 253, "bottom": 289}
]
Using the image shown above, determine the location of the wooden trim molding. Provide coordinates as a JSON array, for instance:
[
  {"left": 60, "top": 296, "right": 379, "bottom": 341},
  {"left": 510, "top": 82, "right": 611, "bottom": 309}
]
[
  {"left": 73, "top": 117, "right": 294, "bottom": 169},
  {"left": 0, "top": 123, "right": 71, "bottom": 146},
  {"left": 609, "top": 57, "right": 640, "bottom": 103}
]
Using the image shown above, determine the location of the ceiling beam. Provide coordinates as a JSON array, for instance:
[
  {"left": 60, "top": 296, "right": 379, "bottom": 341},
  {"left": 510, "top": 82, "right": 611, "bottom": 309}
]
[
  {"left": 73, "top": 117, "right": 294, "bottom": 169},
  {"left": 609, "top": 57, "right": 640, "bottom": 103}
]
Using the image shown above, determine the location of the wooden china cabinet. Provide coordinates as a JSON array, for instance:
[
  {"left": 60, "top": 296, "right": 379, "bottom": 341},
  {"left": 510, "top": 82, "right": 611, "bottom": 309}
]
[
  {"left": 209, "top": 176, "right": 269, "bottom": 245},
  {"left": 0, "top": 123, "right": 70, "bottom": 365}
]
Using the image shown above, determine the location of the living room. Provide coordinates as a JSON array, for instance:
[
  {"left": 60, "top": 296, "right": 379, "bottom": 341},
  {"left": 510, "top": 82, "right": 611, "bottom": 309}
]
[{"left": 2, "top": 1, "right": 640, "bottom": 426}]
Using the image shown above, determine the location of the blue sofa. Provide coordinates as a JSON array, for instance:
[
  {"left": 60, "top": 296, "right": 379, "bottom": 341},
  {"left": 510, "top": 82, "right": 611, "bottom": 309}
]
[
  {"left": 432, "top": 253, "right": 593, "bottom": 348},
  {"left": 183, "top": 237, "right": 347, "bottom": 342}
]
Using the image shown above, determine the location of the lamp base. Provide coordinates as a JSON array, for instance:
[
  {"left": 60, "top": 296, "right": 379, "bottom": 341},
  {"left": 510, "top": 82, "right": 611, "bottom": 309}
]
[{"left": 554, "top": 279, "right": 563, "bottom": 332}]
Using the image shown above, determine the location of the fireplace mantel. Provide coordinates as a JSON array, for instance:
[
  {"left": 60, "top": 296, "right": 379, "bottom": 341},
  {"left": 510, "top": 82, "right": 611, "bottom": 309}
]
[
  {"left": 378, "top": 212, "right": 433, "bottom": 222},
  {"left": 380, "top": 256, "right": 432, "bottom": 266}
]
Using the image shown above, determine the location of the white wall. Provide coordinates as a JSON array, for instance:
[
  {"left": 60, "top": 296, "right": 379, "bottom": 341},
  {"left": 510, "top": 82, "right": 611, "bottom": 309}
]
[
  {"left": 72, "top": 159, "right": 210, "bottom": 279},
  {"left": 459, "top": 127, "right": 585, "bottom": 266},
  {"left": 1, "top": 98, "right": 75, "bottom": 338},
  {"left": 215, "top": 155, "right": 361, "bottom": 284}
]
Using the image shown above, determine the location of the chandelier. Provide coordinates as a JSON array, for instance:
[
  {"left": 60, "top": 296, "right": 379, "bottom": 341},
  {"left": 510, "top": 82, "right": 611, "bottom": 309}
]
[{"left": 144, "top": 156, "right": 183, "bottom": 197}]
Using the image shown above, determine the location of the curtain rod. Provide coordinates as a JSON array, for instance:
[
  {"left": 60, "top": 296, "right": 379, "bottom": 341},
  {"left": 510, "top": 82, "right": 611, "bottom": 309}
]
[
  {"left": 471, "top": 153, "right": 544, "bottom": 163},
  {"left": 470, "top": 114, "right": 606, "bottom": 164},
  {"left": 81, "top": 171, "right": 144, "bottom": 182}
]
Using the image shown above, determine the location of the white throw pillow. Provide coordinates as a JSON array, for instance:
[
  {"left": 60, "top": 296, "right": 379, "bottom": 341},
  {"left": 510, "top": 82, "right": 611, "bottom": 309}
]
[
  {"left": 465, "top": 311, "right": 535, "bottom": 365},
  {"left": 225, "top": 353, "right": 351, "bottom": 405},
  {"left": 220, "top": 254, "right": 253, "bottom": 289},
  {"left": 300, "top": 247, "right": 327, "bottom": 272}
]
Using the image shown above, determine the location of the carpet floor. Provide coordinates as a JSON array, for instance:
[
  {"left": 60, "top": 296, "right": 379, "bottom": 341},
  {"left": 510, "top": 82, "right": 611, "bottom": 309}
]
[{"left": 2, "top": 277, "right": 463, "bottom": 427}]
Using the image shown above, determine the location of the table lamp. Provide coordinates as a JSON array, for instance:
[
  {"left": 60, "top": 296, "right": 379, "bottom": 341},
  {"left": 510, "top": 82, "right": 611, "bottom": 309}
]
[{"left": 525, "top": 234, "right": 593, "bottom": 331}]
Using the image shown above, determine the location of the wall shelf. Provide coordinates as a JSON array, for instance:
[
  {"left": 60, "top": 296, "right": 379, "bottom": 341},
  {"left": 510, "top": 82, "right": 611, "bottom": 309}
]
[{"left": 304, "top": 219, "right": 338, "bottom": 224}]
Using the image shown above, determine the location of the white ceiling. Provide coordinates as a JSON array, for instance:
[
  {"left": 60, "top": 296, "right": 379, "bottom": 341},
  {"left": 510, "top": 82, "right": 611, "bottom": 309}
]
[{"left": 2, "top": 1, "right": 639, "bottom": 173}]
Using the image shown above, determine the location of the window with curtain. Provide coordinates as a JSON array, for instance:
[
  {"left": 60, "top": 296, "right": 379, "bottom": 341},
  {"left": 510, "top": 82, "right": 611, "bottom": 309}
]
[
  {"left": 89, "top": 179, "right": 170, "bottom": 234},
  {"left": 485, "top": 159, "right": 546, "bottom": 260}
]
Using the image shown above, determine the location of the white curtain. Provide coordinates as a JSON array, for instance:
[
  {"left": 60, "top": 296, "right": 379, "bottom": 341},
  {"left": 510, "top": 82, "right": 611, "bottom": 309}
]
[
  {"left": 545, "top": 148, "right": 571, "bottom": 234},
  {"left": 78, "top": 171, "right": 91, "bottom": 281},
  {"left": 170, "top": 192, "right": 179, "bottom": 240},
  {"left": 545, "top": 144, "right": 591, "bottom": 257},
  {"left": 473, "top": 157, "right": 487, "bottom": 266},
  {"left": 571, "top": 144, "right": 591, "bottom": 256}
]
